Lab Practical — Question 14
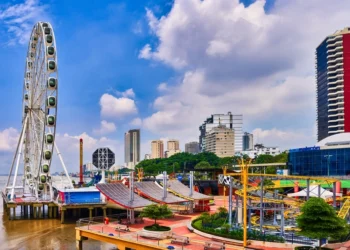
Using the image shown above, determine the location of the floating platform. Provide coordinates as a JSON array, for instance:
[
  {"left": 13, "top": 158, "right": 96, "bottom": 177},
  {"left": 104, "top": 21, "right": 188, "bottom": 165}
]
[{"left": 2, "top": 187, "right": 107, "bottom": 223}]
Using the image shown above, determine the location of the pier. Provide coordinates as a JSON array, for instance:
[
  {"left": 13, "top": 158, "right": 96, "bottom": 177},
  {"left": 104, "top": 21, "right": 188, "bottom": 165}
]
[{"left": 2, "top": 190, "right": 107, "bottom": 223}]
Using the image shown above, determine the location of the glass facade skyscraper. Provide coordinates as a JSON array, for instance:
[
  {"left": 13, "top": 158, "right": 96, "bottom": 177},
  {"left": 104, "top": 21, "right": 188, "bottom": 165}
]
[
  {"left": 242, "top": 132, "right": 253, "bottom": 151},
  {"left": 124, "top": 129, "right": 140, "bottom": 169},
  {"left": 316, "top": 27, "right": 350, "bottom": 141},
  {"left": 288, "top": 133, "right": 350, "bottom": 176},
  {"left": 288, "top": 147, "right": 350, "bottom": 176}
]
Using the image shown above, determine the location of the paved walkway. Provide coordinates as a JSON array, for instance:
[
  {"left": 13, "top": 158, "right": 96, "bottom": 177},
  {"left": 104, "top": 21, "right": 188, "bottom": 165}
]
[{"left": 81, "top": 196, "right": 294, "bottom": 250}]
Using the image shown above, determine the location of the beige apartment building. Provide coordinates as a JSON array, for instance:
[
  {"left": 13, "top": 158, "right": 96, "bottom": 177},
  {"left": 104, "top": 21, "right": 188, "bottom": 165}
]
[
  {"left": 151, "top": 140, "right": 164, "bottom": 159},
  {"left": 165, "top": 139, "right": 181, "bottom": 158},
  {"left": 205, "top": 125, "right": 234, "bottom": 157},
  {"left": 167, "top": 140, "right": 179, "bottom": 150}
]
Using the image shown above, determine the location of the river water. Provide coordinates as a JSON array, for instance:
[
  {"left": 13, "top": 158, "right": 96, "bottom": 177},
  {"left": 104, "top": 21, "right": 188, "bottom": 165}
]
[{"left": 0, "top": 176, "right": 115, "bottom": 250}]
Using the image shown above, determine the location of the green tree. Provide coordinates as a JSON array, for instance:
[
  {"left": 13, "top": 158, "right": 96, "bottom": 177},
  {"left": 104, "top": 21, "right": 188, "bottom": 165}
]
[
  {"left": 195, "top": 161, "right": 211, "bottom": 169},
  {"left": 198, "top": 212, "right": 211, "bottom": 223},
  {"left": 273, "top": 151, "right": 288, "bottom": 164},
  {"left": 217, "top": 206, "right": 228, "bottom": 217},
  {"left": 255, "top": 154, "right": 274, "bottom": 164},
  {"left": 140, "top": 204, "right": 173, "bottom": 226},
  {"left": 218, "top": 157, "right": 234, "bottom": 167},
  {"left": 296, "top": 197, "right": 349, "bottom": 247},
  {"left": 118, "top": 167, "right": 131, "bottom": 174}
]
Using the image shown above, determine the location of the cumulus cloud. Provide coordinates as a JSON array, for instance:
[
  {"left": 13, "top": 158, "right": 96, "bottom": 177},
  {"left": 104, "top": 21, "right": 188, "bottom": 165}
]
[
  {"left": 115, "top": 88, "right": 136, "bottom": 98},
  {"left": 100, "top": 93, "right": 137, "bottom": 118},
  {"left": 93, "top": 120, "right": 117, "bottom": 135},
  {"left": 141, "top": 0, "right": 350, "bottom": 80},
  {"left": 252, "top": 128, "right": 316, "bottom": 150},
  {"left": 0, "top": 127, "right": 19, "bottom": 151},
  {"left": 139, "top": 0, "right": 350, "bottom": 149},
  {"left": 139, "top": 44, "right": 152, "bottom": 59},
  {"left": 0, "top": 0, "right": 48, "bottom": 45},
  {"left": 143, "top": 71, "right": 315, "bottom": 134},
  {"left": 52, "top": 132, "right": 123, "bottom": 172},
  {"left": 0, "top": 129, "right": 123, "bottom": 173},
  {"left": 130, "top": 117, "right": 142, "bottom": 126},
  {"left": 157, "top": 82, "right": 168, "bottom": 91}
]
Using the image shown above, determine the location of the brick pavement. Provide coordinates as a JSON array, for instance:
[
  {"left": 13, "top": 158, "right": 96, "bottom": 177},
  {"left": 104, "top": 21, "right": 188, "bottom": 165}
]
[{"left": 84, "top": 196, "right": 295, "bottom": 250}]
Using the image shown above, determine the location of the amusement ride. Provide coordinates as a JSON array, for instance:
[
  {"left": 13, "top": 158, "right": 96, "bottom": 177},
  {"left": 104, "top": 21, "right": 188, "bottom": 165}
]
[{"left": 5, "top": 22, "right": 72, "bottom": 202}]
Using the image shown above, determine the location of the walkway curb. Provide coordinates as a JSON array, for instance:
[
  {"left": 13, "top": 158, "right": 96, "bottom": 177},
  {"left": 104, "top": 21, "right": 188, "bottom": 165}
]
[{"left": 186, "top": 221, "right": 243, "bottom": 245}]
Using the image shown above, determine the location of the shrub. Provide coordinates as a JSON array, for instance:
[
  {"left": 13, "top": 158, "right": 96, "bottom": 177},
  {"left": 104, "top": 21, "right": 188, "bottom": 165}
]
[
  {"left": 191, "top": 218, "right": 284, "bottom": 243},
  {"left": 144, "top": 225, "right": 171, "bottom": 231}
]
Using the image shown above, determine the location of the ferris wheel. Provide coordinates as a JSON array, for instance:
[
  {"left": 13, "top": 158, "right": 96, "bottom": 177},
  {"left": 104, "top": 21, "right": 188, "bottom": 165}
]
[{"left": 6, "top": 22, "right": 73, "bottom": 202}]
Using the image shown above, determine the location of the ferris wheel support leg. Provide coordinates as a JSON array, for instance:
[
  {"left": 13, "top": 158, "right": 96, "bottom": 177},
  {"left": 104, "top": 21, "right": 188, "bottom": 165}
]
[
  {"left": 49, "top": 181, "right": 54, "bottom": 201},
  {"left": 54, "top": 143, "right": 74, "bottom": 189},
  {"left": 34, "top": 182, "right": 39, "bottom": 200},
  {"left": 6, "top": 127, "right": 22, "bottom": 189},
  {"left": 10, "top": 116, "right": 29, "bottom": 202}
]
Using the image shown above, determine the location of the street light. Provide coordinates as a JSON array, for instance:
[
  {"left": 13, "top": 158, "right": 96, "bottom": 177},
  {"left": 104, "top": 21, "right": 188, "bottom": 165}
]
[
  {"left": 324, "top": 155, "right": 333, "bottom": 176},
  {"left": 238, "top": 157, "right": 252, "bottom": 248}
]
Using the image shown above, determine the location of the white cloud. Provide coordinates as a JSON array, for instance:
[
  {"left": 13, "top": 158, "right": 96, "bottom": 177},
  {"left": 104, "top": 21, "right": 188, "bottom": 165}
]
[
  {"left": 140, "top": 0, "right": 350, "bottom": 78},
  {"left": 0, "top": 129, "right": 123, "bottom": 173},
  {"left": 145, "top": 8, "right": 159, "bottom": 32},
  {"left": 93, "top": 120, "right": 117, "bottom": 135},
  {"left": 206, "top": 40, "right": 231, "bottom": 57},
  {"left": 100, "top": 93, "right": 137, "bottom": 118},
  {"left": 143, "top": 71, "right": 315, "bottom": 135},
  {"left": 130, "top": 117, "right": 142, "bottom": 126},
  {"left": 0, "top": 127, "right": 19, "bottom": 151},
  {"left": 139, "top": 0, "right": 350, "bottom": 149},
  {"left": 0, "top": 0, "right": 48, "bottom": 45},
  {"left": 252, "top": 128, "right": 316, "bottom": 151},
  {"left": 139, "top": 44, "right": 152, "bottom": 59},
  {"left": 52, "top": 132, "right": 123, "bottom": 172},
  {"left": 157, "top": 82, "right": 168, "bottom": 91},
  {"left": 115, "top": 88, "right": 135, "bottom": 98}
]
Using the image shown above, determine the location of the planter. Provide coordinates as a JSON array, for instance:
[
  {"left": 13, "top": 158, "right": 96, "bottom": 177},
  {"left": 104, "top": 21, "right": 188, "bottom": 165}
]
[{"left": 141, "top": 226, "right": 172, "bottom": 239}]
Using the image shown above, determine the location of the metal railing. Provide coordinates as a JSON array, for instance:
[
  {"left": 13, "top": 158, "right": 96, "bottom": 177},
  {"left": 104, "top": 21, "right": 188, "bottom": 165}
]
[
  {"left": 58, "top": 198, "right": 105, "bottom": 205},
  {"left": 264, "top": 232, "right": 318, "bottom": 246},
  {"left": 76, "top": 214, "right": 214, "bottom": 250}
]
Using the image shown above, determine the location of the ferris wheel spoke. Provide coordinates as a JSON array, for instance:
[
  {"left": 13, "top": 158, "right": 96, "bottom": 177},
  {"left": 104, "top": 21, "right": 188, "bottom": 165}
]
[
  {"left": 31, "top": 108, "right": 45, "bottom": 125},
  {"left": 29, "top": 113, "right": 42, "bottom": 161},
  {"left": 29, "top": 113, "right": 42, "bottom": 178},
  {"left": 31, "top": 35, "right": 44, "bottom": 104},
  {"left": 33, "top": 33, "right": 44, "bottom": 81},
  {"left": 32, "top": 59, "right": 46, "bottom": 106}
]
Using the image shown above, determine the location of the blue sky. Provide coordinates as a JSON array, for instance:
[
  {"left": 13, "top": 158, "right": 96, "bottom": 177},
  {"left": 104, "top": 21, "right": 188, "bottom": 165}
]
[{"left": 0, "top": 0, "right": 349, "bottom": 173}]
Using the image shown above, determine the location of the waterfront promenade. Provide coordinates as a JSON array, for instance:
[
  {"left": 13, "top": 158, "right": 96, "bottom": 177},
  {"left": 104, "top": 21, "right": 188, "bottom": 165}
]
[{"left": 76, "top": 196, "right": 293, "bottom": 250}]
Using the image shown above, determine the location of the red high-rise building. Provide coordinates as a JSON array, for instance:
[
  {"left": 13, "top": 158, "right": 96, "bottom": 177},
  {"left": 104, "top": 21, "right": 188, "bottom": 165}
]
[{"left": 316, "top": 27, "right": 350, "bottom": 141}]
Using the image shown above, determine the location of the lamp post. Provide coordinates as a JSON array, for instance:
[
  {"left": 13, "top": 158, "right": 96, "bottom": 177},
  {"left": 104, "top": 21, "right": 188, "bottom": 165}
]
[
  {"left": 324, "top": 155, "right": 333, "bottom": 176},
  {"left": 238, "top": 157, "right": 252, "bottom": 248}
]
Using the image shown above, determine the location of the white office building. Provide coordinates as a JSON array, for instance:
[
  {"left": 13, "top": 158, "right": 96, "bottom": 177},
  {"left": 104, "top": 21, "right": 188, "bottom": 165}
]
[
  {"left": 241, "top": 144, "right": 280, "bottom": 158},
  {"left": 199, "top": 112, "right": 242, "bottom": 152}
]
